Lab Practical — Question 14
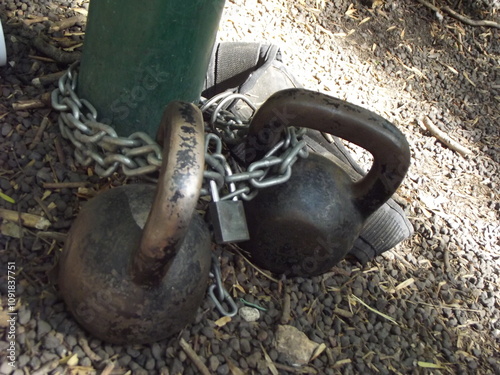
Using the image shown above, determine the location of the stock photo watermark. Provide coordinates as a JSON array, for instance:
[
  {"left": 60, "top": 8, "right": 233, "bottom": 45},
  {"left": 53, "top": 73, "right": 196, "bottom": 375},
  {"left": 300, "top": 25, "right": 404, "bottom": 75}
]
[{"left": 5, "top": 262, "right": 17, "bottom": 368}]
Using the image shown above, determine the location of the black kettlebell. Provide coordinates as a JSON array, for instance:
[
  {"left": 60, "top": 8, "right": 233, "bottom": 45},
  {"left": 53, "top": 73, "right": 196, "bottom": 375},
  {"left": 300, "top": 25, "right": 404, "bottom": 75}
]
[
  {"left": 240, "top": 89, "right": 411, "bottom": 276},
  {"left": 58, "top": 102, "right": 211, "bottom": 344}
]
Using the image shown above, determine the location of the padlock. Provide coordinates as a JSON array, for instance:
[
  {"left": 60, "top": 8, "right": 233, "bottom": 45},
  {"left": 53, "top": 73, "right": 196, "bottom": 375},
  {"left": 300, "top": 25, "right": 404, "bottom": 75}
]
[{"left": 209, "top": 180, "right": 250, "bottom": 244}]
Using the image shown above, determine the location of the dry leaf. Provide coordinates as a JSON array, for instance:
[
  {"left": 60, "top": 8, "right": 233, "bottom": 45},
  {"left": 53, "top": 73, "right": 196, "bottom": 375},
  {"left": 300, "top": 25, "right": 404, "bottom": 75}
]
[
  {"left": 443, "top": 64, "right": 459, "bottom": 75},
  {"left": 225, "top": 356, "right": 245, "bottom": 375},
  {"left": 1, "top": 221, "right": 23, "bottom": 238},
  {"left": 310, "top": 343, "right": 327, "bottom": 361},
  {"left": 63, "top": 43, "right": 84, "bottom": 52},
  {"left": 463, "top": 72, "right": 476, "bottom": 87},
  {"left": 260, "top": 344, "right": 279, "bottom": 375},
  {"left": 214, "top": 316, "right": 232, "bottom": 327},
  {"left": 350, "top": 295, "right": 398, "bottom": 324},
  {"left": 0, "top": 190, "right": 15, "bottom": 204},
  {"left": 60, "top": 353, "right": 79, "bottom": 366},
  {"left": 345, "top": 4, "right": 357, "bottom": 18},
  {"left": 334, "top": 359, "right": 352, "bottom": 368},
  {"left": 71, "top": 7, "right": 88, "bottom": 16},
  {"left": 417, "top": 361, "right": 444, "bottom": 369},
  {"left": 359, "top": 17, "right": 371, "bottom": 25},
  {"left": 232, "top": 284, "right": 246, "bottom": 294},
  {"left": 394, "top": 278, "right": 415, "bottom": 292}
]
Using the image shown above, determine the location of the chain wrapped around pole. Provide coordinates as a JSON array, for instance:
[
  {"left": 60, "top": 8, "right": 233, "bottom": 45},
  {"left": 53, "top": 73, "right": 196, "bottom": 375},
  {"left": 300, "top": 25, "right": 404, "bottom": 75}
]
[
  {"left": 52, "top": 64, "right": 310, "bottom": 318},
  {"left": 52, "top": 63, "right": 309, "bottom": 200}
]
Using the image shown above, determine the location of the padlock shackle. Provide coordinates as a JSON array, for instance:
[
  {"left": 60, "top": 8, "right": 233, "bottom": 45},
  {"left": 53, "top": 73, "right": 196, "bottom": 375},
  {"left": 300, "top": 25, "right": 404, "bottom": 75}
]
[
  {"left": 130, "top": 102, "right": 205, "bottom": 286},
  {"left": 245, "top": 89, "right": 411, "bottom": 217}
]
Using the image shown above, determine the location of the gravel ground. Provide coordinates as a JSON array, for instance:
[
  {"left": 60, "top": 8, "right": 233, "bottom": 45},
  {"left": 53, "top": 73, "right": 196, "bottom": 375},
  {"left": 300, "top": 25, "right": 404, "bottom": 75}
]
[{"left": 0, "top": 0, "right": 499, "bottom": 374}]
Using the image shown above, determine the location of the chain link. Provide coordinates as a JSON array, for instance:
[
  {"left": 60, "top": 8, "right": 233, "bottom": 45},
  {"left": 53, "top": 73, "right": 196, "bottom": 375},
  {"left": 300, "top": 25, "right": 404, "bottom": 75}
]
[
  {"left": 53, "top": 63, "right": 308, "bottom": 196},
  {"left": 52, "top": 64, "right": 310, "bottom": 318},
  {"left": 199, "top": 93, "right": 309, "bottom": 201},
  {"left": 208, "top": 254, "right": 238, "bottom": 317},
  {"left": 52, "top": 63, "right": 162, "bottom": 178}
]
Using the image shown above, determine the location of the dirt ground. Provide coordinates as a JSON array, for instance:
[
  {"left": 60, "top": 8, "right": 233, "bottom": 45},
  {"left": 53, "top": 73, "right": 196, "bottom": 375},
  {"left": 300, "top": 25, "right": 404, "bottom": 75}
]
[{"left": 0, "top": 0, "right": 499, "bottom": 374}]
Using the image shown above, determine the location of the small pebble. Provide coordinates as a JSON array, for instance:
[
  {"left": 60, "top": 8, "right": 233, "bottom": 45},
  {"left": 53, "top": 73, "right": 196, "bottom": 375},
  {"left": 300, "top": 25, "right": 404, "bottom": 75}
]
[{"left": 239, "top": 307, "right": 260, "bottom": 322}]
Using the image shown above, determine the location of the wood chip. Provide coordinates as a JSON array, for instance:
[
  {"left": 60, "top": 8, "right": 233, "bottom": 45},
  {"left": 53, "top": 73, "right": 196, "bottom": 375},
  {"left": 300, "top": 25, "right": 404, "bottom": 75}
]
[
  {"left": 281, "top": 289, "right": 291, "bottom": 324},
  {"left": 0, "top": 208, "right": 51, "bottom": 230},
  {"left": 43, "top": 181, "right": 89, "bottom": 189},
  {"left": 78, "top": 336, "right": 102, "bottom": 362},
  {"left": 29, "top": 117, "right": 50, "bottom": 150},
  {"left": 23, "top": 16, "right": 49, "bottom": 26},
  {"left": 12, "top": 98, "right": 48, "bottom": 110},
  {"left": 421, "top": 117, "right": 472, "bottom": 156},
  {"left": 214, "top": 316, "right": 232, "bottom": 327},
  {"left": 334, "top": 306, "right": 354, "bottom": 319},
  {"left": 260, "top": 344, "right": 279, "bottom": 375},
  {"left": 49, "top": 14, "right": 87, "bottom": 33},
  {"left": 224, "top": 355, "right": 245, "bottom": 375},
  {"left": 32, "top": 71, "right": 66, "bottom": 87},
  {"left": 179, "top": 338, "right": 211, "bottom": 375},
  {"left": 310, "top": 343, "right": 327, "bottom": 361}
]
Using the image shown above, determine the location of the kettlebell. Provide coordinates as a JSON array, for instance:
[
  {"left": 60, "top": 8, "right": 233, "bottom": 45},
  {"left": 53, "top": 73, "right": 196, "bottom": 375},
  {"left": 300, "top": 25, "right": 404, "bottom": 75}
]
[
  {"left": 241, "top": 89, "right": 411, "bottom": 276},
  {"left": 58, "top": 102, "right": 211, "bottom": 344}
]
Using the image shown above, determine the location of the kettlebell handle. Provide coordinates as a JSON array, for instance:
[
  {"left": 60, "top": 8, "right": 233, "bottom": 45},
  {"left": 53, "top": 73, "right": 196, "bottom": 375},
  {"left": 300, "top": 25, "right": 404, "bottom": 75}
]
[
  {"left": 130, "top": 102, "right": 205, "bottom": 286},
  {"left": 245, "top": 89, "right": 411, "bottom": 217}
]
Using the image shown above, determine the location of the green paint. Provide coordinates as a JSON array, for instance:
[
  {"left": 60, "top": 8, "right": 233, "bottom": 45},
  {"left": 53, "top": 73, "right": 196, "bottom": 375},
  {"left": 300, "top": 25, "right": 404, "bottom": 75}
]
[{"left": 78, "top": 0, "right": 225, "bottom": 137}]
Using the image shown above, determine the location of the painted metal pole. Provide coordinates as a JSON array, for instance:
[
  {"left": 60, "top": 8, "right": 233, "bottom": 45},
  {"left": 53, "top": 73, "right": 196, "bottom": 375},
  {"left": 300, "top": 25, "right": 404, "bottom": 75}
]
[{"left": 78, "top": 0, "right": 225, "bottom": 137}]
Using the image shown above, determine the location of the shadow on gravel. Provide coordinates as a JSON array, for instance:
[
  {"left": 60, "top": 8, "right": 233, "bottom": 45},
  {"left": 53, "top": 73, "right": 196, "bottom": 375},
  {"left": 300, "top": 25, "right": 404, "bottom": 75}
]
[{"left": 314, "top": 0, "right": 499, "bottom": 162}]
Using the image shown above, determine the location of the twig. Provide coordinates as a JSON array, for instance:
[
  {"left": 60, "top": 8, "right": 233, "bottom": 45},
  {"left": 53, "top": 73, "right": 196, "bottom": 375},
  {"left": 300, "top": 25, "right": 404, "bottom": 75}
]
[
  {"left": 443, "top": 246, "right": 451, "bottom": 272},
  {"left": 23, "top": 16, "right": 49, "bottom": 26},
  {"left": 442, "top": 5, "right": 500, "bottom": 29},
  {"left": 12, "top": 99, "right": 47, "bottom": 111},
  {"left": 350, "top": 294, "right": 398, "bottom": 324},
  {"left": 100, "top": 360, "right": 115, "bottom": 375},
  {"left": 32, "top": 71, "right": 66, "bottom": 87},
  {"left": 54, "top": 136, "right": 66, "bottom": 164},
  {"left": 179, "top": 338, "right": 211, "bottom": 375},
  {"left": 37, "top": 231, "right": 68, "bottom": 243},
  {"left": 260, "top": 343, "right": 279, "bottom": 375},
  {"left": 421, "top": 117, "right": 472, "bottom": 156},
  {"left": 280, "top": 289, "right": 291, "bottom": 324},
  {"left": 28, "top": 55, "right": 56, "bottom": 63},
  {"left": 29, "top": 117, "right": 50, "bottom": 150},
  {"left": 34, "top": 196, "right": 55, "bottom": 223},
  {"left": 33, "top": 34, "right": 81, "bottom": 64},
  {"left": 78, "top": 336, "right": 102, "bottom": 362},
  {"left": 49, "top": 14, "right": 86, "bottom": 33},
  {"left": 223, "top": 355, "right": 245, "bottom": 375},
  {"left": 0, "top": 208, "right": 51, "bottom": 230},
  {"left": 31, "top": 359, "right": 59, "bottom": 375},
  {"left": 415, "top": 0, "right": 500, "bottom": 29},
  {"left": 43, "top": 181, "right": 89, "bottom": 189},
  {"left": 333, "top": 307, "right": 354, "bottom": 319},
  {"left": 230, "top": 245, "right": 279, "bottom": 283}
]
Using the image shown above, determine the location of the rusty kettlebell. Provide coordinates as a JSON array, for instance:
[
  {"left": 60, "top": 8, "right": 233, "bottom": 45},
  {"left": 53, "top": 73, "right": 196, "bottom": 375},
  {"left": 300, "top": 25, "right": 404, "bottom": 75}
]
[
  {"left": 58, "top": 102, "right": 211, "bottom": 344},
  {"left": 240, "top": 89, "right": 411, "bottom": 276}
]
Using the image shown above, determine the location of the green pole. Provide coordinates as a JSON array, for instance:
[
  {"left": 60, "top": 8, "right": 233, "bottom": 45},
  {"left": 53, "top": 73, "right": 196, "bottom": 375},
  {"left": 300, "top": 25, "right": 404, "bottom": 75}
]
[{"left": 78, "top": 0, "right": 225, "bottom": 137}]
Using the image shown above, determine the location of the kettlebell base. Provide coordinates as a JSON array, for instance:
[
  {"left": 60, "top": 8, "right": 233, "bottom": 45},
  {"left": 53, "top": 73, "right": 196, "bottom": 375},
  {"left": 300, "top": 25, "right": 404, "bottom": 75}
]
[
  {"left": 58, "top": 185, "right": 211, "bottom": 344},
  {"left": 242, "top": 154, "right": 363, "bottom": 277}
]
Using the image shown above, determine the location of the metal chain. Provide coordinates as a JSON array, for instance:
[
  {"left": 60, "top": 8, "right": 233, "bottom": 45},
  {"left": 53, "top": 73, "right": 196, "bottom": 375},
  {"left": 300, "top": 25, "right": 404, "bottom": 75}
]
[
  {"left": 52, "top": 63, "right": 162, "bottom": 178},
  {"left": 208, "top": 254, "right": 238, "bottom": 317},
  {"left": 52, "top": 64, "right": 309, "bottom": 318},
  {"left": 52, "top": 63, "right": 309, "bottom": 200},
  {"left": 199, "top": 92, "right": 309, "bottom": 201}
]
